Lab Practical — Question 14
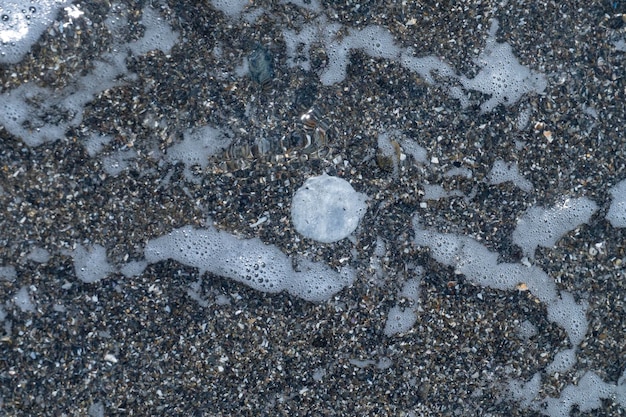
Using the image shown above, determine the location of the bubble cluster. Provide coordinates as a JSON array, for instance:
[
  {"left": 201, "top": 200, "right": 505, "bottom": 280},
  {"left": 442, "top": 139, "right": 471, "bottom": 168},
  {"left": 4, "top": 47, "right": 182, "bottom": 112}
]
[
  {"left": 512, "top": 197, "right": 598, "bottom": 258},
  {"left": 144, "top": 225, "right": 355, "bottom": 302},
  {"left": 606, "top": 180, "right": 626, "bottom": 228},
  {"left": 0, "top": 1, "right": 71, "bottom": 64}
]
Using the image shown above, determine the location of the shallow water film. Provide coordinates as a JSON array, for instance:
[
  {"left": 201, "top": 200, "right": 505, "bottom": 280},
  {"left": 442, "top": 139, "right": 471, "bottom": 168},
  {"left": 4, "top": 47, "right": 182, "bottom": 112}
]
[{"left": 1, "top": 1, "right": 626, "bottom": 416}]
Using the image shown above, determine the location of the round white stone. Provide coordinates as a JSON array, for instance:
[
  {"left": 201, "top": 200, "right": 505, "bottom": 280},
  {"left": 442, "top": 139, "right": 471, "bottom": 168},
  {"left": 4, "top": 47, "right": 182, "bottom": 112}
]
[{"left": 291, "top": 174, "right": 368, "bottom": 243}]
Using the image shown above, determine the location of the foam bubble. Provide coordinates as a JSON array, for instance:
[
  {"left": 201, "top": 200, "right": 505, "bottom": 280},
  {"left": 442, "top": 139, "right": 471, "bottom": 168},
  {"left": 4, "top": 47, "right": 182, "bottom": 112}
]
[
  {"left": 606, "top": 180, "right": 626, "bottom": 228},
  {"left": 320, "top": 24, "right": 399, "bottom": 85},
  {"left": 546, "top": 292, "right": 588, "bottom": 346},
  {"left": 459, "top": 20, "right": 547, "bottom": 112},
  {"left": 413, "top": 228, "right": 461, "bottom": 265},
  {"left": 144, "top": 225, "right": 355, "bottom": 301},
  {"left": 209, "top": 0, "right": 250, "bottom": 18},
  {"left": 0, "top": 5, "right": 178, "bottom": 148},
  {"left": 512, "top": 197, "right": 598, "bottom": 258},
  {"left": 416, "top": 222, "right": 587, "bottom": 346},
  {"left": 287, "top": 259, "right": 356, "bottom": 302},
  {"left": 488, "top": 160, "right": 533, "bottom": 192},
  {"left": 507, "top": 373, "right": 541, "bottom": 408},
  {"left": 0, "top": 266, "right": 17, "bottom": 280},
  {"left": 166, "top": 126, "right": 231, "bottom": 182},
  {"left": 413, "top": 220, "right": 596, "bottom": 346},
  {"left": 0, "top": 1, "right": 72, "bottom": 64},
  {"left": 120, "top": 261, "right": 148, "bottom": 278},
  {"left": 283, "top": 25, "right": 318, "bottom": 71},
  {"left": 400, "top": 53, "right": 456, "bottom": 84},
  {"left": 399, "top": 137, "right": 428, "bottom": 164},
  {"left": 384, "top": 306, "right": 417, "bottom": 336},
  {"left": 384, "top": 278, "right": 422, "bottom": 337},
  {"left": 72, "top": 244, "right": 115, "bottom": 283},
  {"left": 127, "top": 7, "right": 179, "bottom": 56},
  {"left": 282, "top": 0, "right": 322, "bottom": 12},
  {"left": 543, "top": 372, "right": 615, "bottom": 417},
  {"left": 545, "top": 348, "right": 576, "bottom": 374},
  {"left": 13, "top": 286, "right": 35, "bottom": 312},
  {"left": 347, "top": 25, "right": 400, "bottom": 60}
]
